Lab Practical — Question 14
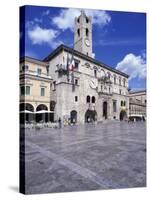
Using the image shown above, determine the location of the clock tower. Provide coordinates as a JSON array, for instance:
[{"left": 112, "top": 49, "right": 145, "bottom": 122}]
[{"left": 74, "top": 10, "right": 93, "bottom": 57}]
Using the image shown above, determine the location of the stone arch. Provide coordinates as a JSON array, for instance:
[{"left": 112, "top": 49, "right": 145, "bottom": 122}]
[
  {"left": 103, "top": 101, "right": 108, "bottom": 119},
  {"left": 120, "top": 110, "right": 127, "bottom": 121},
  {"left": 86, "top": 95, "right": 90, "bottom": 103},
  {"left": 92, "top": 96, "right": 96, "bottom": 103},
  {"left": 85, "top": 109, "right": 97, "bottom": 123},
  {"left": 36, "top": 104, "right": 48, "bottom": 111},
  {"left": 20, "top": 103, "right": 34, "bottom": 123},
  {"left": 36, "top": 104, "right": 48, "bottom": 123},
  {"left": 70, "top": 110, "right": 77, "bottom": 124},
  {"left": 20, "top": 103, "right": 34, "bottom": 112}
]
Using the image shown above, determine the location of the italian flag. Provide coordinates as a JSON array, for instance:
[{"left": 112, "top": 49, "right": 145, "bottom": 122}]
[{"left": 69, "top": 55, "right": 75, "bottom": 71}]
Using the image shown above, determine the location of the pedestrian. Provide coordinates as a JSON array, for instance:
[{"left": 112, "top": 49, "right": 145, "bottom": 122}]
[{"left": 58, "top": 117, "right": 62, "bottom": 128}]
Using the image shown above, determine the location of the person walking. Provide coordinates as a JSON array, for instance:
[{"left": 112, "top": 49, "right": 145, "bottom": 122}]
[{"left": 58, "top": 117, "right": 62, "bottom": 128}]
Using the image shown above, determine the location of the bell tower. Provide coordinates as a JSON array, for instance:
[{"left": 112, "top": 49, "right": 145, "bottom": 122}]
[{"left": 74, "top": 10, "right": 92, "bottom": 57}]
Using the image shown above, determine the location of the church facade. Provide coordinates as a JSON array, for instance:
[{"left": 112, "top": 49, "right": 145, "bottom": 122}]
[{"left": 43, "top": 11, "right": 129, "bottom": 124}]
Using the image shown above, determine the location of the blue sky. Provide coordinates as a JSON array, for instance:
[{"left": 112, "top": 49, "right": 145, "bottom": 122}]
[{"left": 20, "top": 6, "right": 146, "bottom": 91}]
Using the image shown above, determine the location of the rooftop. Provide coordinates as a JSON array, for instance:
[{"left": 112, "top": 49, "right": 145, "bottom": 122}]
[{"left": 43, "top": 44, "right": 129, "bottom": 78}]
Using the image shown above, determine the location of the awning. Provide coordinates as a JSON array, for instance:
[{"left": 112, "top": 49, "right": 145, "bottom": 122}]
[
  {"left": 20, "top": 110, "right": 34, "bottom": 113},
  {"left": 129, "top": 114, "right": 143, "bottom": 117},
  {"left": 35, "top": 110, "right": 54, "bottom": 114},
  {"left": 20, "top": 110, "right": 54, "bottom": 114}
]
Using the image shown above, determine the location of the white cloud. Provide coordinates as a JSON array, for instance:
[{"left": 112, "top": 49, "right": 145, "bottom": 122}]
[
  {"left": 98, "top": 38, "right": 145, "bottom": 46},
  {"left": 92, "top": 53, "right": 95, "bottom": 58},
  {"left": 116, "top": 53, "right": 146, "bottom": 80},
  {"left": 42, "top": 10, "right": 50, "bottom": 16},
  {"left": 34, "top": 17, "right": 42, "bottom": 23},
  {"left": 52, "top": 8, "right": 111, "bottom": 31},
  {"left": 28, "top": 25, "right": 59, "bottom": 47}
]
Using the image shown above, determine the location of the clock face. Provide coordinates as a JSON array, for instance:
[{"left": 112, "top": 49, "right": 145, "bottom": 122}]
[{"left": 85, "top": 39, "right": 90, "bottom": 47}]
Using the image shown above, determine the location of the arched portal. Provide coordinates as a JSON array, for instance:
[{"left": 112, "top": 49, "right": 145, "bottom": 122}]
[
  {"left": 103, "top": 101, "right": 107, "bottom": 119},
  {"left": 36, "top": 104, "right": 48, "bottom": 123},
  {"left": 20, "top": 103, "right": 34, "bottom": 123},
  {"left": 120, "top": 110, "right": 127, "bottom": 121},
  {"left": 85, "top": 109, "right": 97, "bottom": 123},
  {"left": 70, "top": 110, "right": 77, "bottom": 124}
]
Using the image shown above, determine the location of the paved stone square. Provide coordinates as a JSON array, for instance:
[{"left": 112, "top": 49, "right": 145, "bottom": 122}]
[{"left": 22, "top": 121, "right": 146, "bottom": 194}]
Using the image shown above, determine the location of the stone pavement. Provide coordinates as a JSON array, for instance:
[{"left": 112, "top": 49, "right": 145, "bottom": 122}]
[{"left": 22, "top": 121, "right": 146, "bottom": 194}]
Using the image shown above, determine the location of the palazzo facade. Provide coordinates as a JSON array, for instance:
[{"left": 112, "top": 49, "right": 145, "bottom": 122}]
[{"left": 20, "top": 10, "right": 129, "bottom": 125}]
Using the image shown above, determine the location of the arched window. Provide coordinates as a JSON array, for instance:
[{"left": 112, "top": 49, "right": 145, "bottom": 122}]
[
  {"left": 77, "top": 17, "right": 80, "bottom": 23},
  {"left": 107, "top": 72, "right": 111, "bottom": 79},
  {"left": 123, "top": 78, "right": 126, "bottom": 87},
  {"left": 94, "top": 69, "right": 97, "bottom": 77},
  {"left": 124, "top": 101, "right": 126, "bottom": 106},
  {"left": 114, "top": 75, "right": 116, "bottom": 84},
  {"left": 77, "top": 28, "right": 80, "bottom": 37},
  {"left": 92, "top": 96, "right": 95, "bottom": 103},
  {"left": 121, "top": 101, "right": 124, "bottom": 106},
  {"left": 86, "top": 95, "right": 90, "bottom": 103},
  {"left": 86, "top": 28, "right": 89, "bottom": 37},
  {"left": 86, "top": 17, "right": 89, "bottom": 23},
  {"left": 119, "top": 77, "right": 121, "bottom": 86},
  {"left": 36, "top": 104, "right": 48, "bottom": 111}
]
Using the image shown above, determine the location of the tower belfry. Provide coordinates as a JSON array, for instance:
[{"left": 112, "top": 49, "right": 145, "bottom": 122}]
[{"left": 74, "top": 10, "right": 92, "bottom": 57}]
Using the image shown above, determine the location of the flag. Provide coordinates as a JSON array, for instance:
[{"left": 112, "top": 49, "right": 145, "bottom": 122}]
[
  {"left": 69, "top": 55, "right": 75, "bottom": 71},
  {"left": 66, "top": 53, "right": 70, "bottom": 81}
]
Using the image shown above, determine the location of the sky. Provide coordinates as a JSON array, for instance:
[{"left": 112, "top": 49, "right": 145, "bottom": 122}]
[{"left": 20, "top": 5, "right": 146, "bottom": 91}]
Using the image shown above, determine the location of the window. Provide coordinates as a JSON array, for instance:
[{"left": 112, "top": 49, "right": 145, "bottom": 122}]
[
  {"left": 20, "top": 86, "right": 25, "bottom": 96},
  {"left": 86, "top": 28, "right": 89, "bottom": 37},
  {"left": 119, "top": 89, "right": 122, "bottom": 95},
  {"left": 121, "top": 101, "right": 124, "bottom": 106},
  {"left": 26, "top": 86, "right": 30, "bottom": 95},
  {"left": 94, "top": 69, "right": 97, "bottom": 77},
  {"left": 41, "top": 88, "right": 45, "bottom": 96},
  {"left": 77, "top": 29, "right": 80, "bottom": 37},
  {"left": 123, "top": 78, "right": 126, "bottom": 87},
  {"left": 75, "top": 79, "right": 78, "bottom": 85},
  {"left": 75, "top": 96, "right": 78, "bottom": 102},
  {"left": 107, "top": 72, "right": 111, "bottom": 79},
  {"left": 119, "top": 77, "right": 121, "bottom": 86},
  {"left": 124, "top": 101, "right": 126, "bottom": 106},
  {"left": 101, "top": 85, "right": 103, "bottom": 91},
  {"left": 46, "top": 65, "right": 49, "bottom": 76},
  {"left": 37, "top": 68, "right": 42, "bottom": 75},
  {"left": 22, "top": 65, "right": 28, "bottom": 72},
  {"left": 86, "top": 17, "right": 89, "bottom": 23},
  {"left": 109, "top": 87, "right": 111, "bottom": 93},
  {"left": 53, "top": 81, "right": 56, "bottom": 90},
  {"left": 77, "top": 17, "right": 80, "bottom": 23},
  {"left": 87, "top": 95, "right": 90, "bottom": 103},
  {"left": 113, "top": 100, "right": 117, "bottom": 112},
  {"left": 75, "top": 61, "right": 79, "bottom": 69},
  {"left": 114, "top": 75, "right": 116, "bottom": 84},
  {"left": 92, "top": 96, "right": 95, "bottom": 103},
  {"left": 20, "top": 86, "right": 30, "bottom": 95}
]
